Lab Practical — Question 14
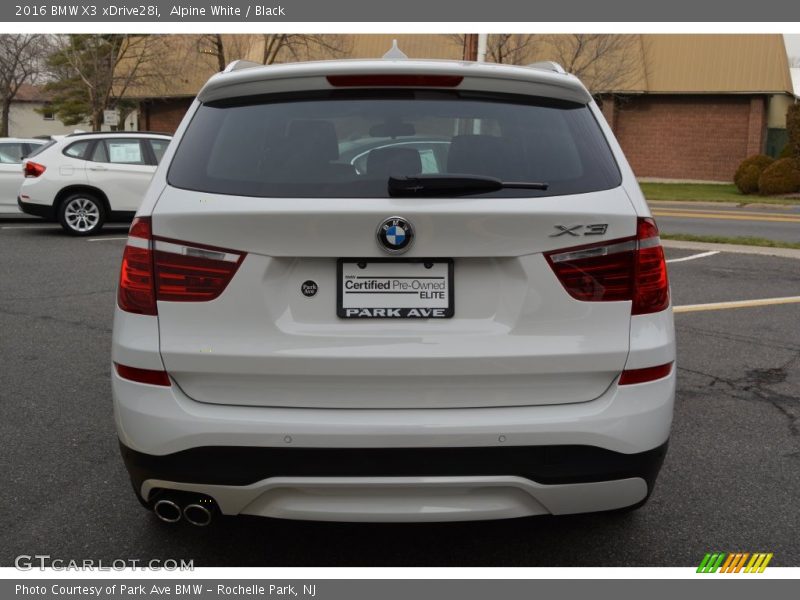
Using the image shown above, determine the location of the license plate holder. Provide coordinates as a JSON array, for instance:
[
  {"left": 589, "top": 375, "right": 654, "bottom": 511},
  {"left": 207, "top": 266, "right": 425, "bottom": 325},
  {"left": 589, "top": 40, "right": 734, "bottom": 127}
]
[{"left": 337, "top": 258, "right": 454, "bottom": 319}]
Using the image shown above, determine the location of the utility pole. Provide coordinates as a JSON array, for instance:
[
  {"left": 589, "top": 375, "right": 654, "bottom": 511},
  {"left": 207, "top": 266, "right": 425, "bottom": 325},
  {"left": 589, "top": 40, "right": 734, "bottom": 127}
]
[
  {"left": 477, "top": 33, "right": 488, "bottom": 62},
  {"left": 463, "top": 34, "right": 478, "bottom": 61}
]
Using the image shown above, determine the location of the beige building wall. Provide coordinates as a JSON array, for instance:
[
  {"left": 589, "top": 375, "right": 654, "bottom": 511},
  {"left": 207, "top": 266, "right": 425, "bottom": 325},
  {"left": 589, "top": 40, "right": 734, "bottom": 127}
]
[
  {"left": 9, "top": 102, "right": 88, "bottom": 137},
  {"left": 767, "top": 93, "right": 794, "bottom": 128}
]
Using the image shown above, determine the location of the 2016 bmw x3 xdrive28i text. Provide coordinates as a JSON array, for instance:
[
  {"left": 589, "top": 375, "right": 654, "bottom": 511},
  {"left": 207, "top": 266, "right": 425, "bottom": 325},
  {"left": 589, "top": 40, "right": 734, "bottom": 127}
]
[{"left": 112, "top": 58, "right": 674, "bottom": 526}]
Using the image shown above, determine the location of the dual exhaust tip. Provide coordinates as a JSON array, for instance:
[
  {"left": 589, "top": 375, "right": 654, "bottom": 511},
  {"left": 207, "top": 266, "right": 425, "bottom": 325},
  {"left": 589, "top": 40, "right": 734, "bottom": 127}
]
[{"left": 153, "top": 496, "right": 215, "bottom": 526}]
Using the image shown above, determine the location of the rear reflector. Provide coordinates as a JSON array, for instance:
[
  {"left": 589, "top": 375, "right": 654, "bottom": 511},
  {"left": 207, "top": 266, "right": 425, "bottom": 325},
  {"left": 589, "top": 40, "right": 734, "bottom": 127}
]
[
  {"left": 117, "top": 216, "right": 246, "bottom": 315},
  {"left": 114, "top": 362, "right": 171, "bottom": 386},
  {"left": 618, "top": 362, "right": 673, "bottom": 385},
  {"left": 545, "top": 217, "right": 670, "bottom": 315},
  {"left": 24, "top": 161, "right": 46, "bottom": 177},
  {"left": 326, "top": 74, "right": 463, "bottom": 87}
]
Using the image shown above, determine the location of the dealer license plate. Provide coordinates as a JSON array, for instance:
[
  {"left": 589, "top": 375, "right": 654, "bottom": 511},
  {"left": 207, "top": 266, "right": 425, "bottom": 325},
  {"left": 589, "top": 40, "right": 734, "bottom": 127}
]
[{"left": 337, "top": 259, "right": 454, "bottom": 319}]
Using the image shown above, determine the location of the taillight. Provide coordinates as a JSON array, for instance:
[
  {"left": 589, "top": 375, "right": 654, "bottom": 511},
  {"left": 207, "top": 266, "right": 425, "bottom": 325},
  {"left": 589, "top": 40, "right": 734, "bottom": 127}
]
[
  {"left": 326, "top": 74, "right": 463, "bottom": 87},
  {"left": 153, "top": 239, "right": 244, "bottom": 302},
  {"left": 117, "top": 216, "right": 245, "bottom": 315},
  {"left": 545, "top": 217, "right": 669, "bottom": 315},
  {"left": 118, "top": 217, "right": 156, "bottom": 315},
  {"left": 24, "top": 161, "right": 46, "bottom": 177},
  {"left": 631, "top": 218, "right": 670, "bottom": 315}
]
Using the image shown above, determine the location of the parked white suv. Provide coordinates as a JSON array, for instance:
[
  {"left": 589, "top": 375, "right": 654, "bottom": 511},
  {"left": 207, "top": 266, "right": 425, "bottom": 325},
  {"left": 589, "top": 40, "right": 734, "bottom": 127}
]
[
  {"left": 0, "top": 137, "right": 47, "bottom": 212},
  {"left": 112, "top": 59, "right": 675, "bottom": 526},
  {"left": 18, "top": 132, "right": 171, "bottom": 235}
]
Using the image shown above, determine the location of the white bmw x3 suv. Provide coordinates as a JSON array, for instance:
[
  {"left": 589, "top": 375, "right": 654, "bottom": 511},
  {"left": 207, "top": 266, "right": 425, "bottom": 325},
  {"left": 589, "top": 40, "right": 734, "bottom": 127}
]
[{"left": 112, "top": 58, "right": 675, "bottom": 526}]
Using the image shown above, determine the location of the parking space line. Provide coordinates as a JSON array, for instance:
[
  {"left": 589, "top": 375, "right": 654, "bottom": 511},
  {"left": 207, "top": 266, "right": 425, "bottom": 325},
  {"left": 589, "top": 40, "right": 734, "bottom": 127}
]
[
  {"left": 666, "top": 251, "right": 720, "bottom": 264},
  {"left": 87, "top": 237, "right": 128, "bottom": 242},
  {"left": 652, "top": 210, "right": 800, "bottom": 223},
  {"left": 652, "top": 206, "right": 800, "bottom": 218},
  {"left": 675, "top": 296, "right": 800, "bottom": 313}
]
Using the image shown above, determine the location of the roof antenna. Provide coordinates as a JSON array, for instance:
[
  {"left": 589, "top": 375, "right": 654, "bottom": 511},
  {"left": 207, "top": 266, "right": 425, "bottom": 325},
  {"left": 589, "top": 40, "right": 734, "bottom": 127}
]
[{"left": 383, "top": 39, "right": 408, "bottom": 60}]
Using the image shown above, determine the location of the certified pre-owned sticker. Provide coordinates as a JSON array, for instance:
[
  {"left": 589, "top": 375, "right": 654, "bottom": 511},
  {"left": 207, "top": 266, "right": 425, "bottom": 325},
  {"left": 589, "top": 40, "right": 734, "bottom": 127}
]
[{"left": 338, "top": 259, "right": 453, "bottom": 318}]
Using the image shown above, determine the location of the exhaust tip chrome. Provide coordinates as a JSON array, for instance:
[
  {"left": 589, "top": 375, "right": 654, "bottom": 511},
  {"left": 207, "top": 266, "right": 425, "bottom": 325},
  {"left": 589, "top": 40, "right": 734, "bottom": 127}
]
[
  {"left": 153, "top": 499, "right": 182, "bottom": 523},
  {"left": 183, "top": 503, "right": 213, "bottom": 527}
]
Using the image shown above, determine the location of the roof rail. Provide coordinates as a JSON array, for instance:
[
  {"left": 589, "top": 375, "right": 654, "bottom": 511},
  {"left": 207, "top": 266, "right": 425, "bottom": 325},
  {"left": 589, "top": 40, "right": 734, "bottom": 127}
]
[
  {"left": 527, "top": 61, "right": 567, "bottom": 75},
  {"left": 66, "top": 130, "right": 172, "bottom": 137},
  {"left": 224, "top": 59, "right": 263, "bottom": 73}
]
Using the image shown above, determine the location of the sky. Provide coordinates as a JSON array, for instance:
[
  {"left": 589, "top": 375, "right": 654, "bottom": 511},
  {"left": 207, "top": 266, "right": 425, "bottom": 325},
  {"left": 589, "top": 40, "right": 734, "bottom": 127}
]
[{"left": 785, "top": 34, "right": 800, "bottom": 63}]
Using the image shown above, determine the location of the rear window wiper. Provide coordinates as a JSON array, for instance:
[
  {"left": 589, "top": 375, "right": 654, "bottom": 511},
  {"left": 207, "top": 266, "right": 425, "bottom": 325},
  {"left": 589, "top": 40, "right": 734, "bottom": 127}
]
[{"left": 388, "top": 174, "right": 548, "bottom": 197}]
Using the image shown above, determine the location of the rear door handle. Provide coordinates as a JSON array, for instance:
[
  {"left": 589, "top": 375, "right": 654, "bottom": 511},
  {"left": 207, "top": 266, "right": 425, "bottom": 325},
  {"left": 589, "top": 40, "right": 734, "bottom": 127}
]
[{"left": 88, "top": 165, "right": 107, "bottom": 171}]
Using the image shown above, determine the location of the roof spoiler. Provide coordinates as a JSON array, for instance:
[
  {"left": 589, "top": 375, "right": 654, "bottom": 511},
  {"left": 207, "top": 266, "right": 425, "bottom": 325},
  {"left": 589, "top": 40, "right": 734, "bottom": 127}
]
[
  {"left": 223, "top": 60, "right": 263, "bottom": 73},
  {"left": 527, "top": 61, "right": 567, "bottom": 75}
]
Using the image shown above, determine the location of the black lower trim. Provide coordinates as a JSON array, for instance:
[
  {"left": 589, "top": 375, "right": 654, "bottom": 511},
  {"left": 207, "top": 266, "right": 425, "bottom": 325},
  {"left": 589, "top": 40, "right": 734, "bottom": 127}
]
[
  {"left": 17, "top": 197, "right": 55, "bottom": 220},
  {"left": 120, "top": 441, "right": 668, "bottom": 501},
  {"left": 16, "top": 197, "right": 134, "bottom": 223}
]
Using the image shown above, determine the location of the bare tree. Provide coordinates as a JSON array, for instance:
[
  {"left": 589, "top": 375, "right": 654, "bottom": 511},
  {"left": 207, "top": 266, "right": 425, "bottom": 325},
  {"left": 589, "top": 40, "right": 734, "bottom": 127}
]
[
  {"left": 449, "top": 34, "right": 642, "bottom": 94},
  {"left": 196, "top": 34, "right": 254, "bottom": 71},
  {"left": 197, "top": 34, "right": 350, "bottom": 71},
  {"left": 485, "top": 35, "right": 540, "bottom": 65},
  {"left": 538, "top": 34, "right": 642, "bottom": 93},
  {"left": 0, "top": 34, "right": 47, "bottom": 136},
  {"left": 260, "top": 34, "right": 349, "bottom": 65},
  {"left": 449, "top": 34, "right": 539, "bottom": 64}
]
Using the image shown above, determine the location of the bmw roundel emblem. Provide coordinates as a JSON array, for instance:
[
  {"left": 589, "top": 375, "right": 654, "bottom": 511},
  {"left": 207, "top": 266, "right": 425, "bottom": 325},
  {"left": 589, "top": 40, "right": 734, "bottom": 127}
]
[{"left": 376, "top": 216, "right": 414, "bottom": 254}]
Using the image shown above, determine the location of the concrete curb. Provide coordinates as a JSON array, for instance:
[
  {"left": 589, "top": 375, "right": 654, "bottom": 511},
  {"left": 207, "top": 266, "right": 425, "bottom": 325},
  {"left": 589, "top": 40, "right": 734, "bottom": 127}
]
[{"left": 663, "top": 239, "right": 800, "bottom": 260}]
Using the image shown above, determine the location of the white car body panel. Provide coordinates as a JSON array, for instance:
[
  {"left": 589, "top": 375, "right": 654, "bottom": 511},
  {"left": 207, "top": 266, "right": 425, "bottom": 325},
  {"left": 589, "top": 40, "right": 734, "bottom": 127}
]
[
  {"left": 86, "top": 160, "right": 157, "bottom": 212},
  {"left": 112, "top": 59, "right": 675, "bottom": 522},
  {"left": 111, "top": 340, "right": 674, "bottom": 455}
]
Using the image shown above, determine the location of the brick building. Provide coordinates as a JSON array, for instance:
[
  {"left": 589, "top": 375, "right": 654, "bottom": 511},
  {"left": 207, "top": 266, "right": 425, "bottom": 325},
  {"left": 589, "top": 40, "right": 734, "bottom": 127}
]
[
  {"left": 123, "top": 34, "right": 796, "bottom": 182},
  {"left": 593, "top": 35, "right": 795, "bottom": 181}
]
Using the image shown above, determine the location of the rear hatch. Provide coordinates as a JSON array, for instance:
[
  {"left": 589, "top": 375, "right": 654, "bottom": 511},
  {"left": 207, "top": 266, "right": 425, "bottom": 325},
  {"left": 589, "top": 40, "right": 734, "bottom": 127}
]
[{"left": 151, "top": 75, "right": 640, "bottom": 409}]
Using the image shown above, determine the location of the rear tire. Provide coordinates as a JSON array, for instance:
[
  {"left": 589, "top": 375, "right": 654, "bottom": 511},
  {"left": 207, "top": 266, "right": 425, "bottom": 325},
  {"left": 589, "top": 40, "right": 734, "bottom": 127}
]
[{"left": 58, "top": 192, "right": 105, "bottom": 236}]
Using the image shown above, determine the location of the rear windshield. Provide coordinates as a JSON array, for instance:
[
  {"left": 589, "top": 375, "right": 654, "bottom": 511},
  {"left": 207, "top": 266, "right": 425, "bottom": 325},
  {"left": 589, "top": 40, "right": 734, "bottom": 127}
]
[
  {"left": 26, "top": 140, "right": 55, "bottom": 158},
  {"left": 168, "top": 90, "right": 621, "bottom": 198}
]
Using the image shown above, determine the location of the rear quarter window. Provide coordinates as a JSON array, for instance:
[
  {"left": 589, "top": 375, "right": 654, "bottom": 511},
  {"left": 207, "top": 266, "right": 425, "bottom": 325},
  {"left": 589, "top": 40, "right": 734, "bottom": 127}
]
[
  {"left": 26, "top": 140, "right": 54, "bottom": 158},
  {"left": 63, "top": 140, "right": 91, "bottom": 159},
  {"left": 168, "top": 90, "right": 621, "bottom": 199}
]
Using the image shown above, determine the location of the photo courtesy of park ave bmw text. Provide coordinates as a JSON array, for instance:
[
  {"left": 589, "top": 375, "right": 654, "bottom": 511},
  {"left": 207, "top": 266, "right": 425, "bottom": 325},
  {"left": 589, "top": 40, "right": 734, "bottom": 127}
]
[{"left": 0, "top": 0, "right": 799, "bottom": 595}]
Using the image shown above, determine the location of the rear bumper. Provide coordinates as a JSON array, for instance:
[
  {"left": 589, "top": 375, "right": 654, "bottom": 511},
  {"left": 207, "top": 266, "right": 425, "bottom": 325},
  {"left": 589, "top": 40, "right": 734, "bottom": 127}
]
[
  {"left": 122, "top": 439, "right": 668, "bottom": 490},
  {"left": 17, "top": 196, "right": 54, "bottom": 220},
  {"left": 124, "top": 441, "right": 667, "bottom": 521}
]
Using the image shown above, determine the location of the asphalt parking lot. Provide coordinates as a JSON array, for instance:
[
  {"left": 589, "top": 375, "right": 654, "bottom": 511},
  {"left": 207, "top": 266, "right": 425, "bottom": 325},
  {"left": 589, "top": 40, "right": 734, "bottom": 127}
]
[{"left": 1, "top": 220, "right": 798, "bottom": 567}]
